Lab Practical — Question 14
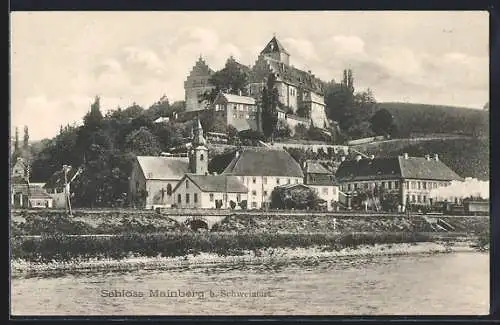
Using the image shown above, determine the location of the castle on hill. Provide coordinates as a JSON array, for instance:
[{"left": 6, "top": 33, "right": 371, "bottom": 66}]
[{"left": 183, "top": 36, "right": 330, "bottom": 133}]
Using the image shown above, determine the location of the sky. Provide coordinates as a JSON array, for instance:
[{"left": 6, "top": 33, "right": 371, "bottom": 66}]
[{"left": 11, "top": 11, "right": 489, "bottom": 140}]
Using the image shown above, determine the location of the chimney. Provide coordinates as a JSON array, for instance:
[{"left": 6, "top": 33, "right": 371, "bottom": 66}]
[
  {"left": 355, "top": 155, "right": 362, "bottom": 162},
  {"left": 434, "top": 154, "right": 439, "bottom": 161},
  {"left": 403, "top": 153, "right": 409, "bottom": 159}
]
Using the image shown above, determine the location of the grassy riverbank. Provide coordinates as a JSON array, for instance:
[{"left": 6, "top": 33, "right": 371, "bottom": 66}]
[{"left": 12, "top": 231, "right": 473, "bottom": 263}]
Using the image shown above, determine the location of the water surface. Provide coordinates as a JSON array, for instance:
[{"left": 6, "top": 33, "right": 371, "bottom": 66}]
[{"left": 11, "top": 252, "right": 489, "bottom": 315}]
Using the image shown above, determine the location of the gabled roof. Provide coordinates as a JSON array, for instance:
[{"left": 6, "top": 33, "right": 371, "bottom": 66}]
[
  {"left": 136, "top": 156, "right": 189, "bottom": 180},
  {"left": 260, "top": 36, "right": 290, "bottom": 55},
  {"left": 265, "top": 60, "right": 324, "bottom": 95},
  {"left": 12, "top": 184, "right": 52, "bottom": 199},
  {"left": 223, "top": 148, "right": 304, "bottom": 177},
  {"left": 174, "top": 174, "right": 248, "bottom": 193},
  {"left": 398, "top": 156, "right": 463, "bottom": 181},
  {"left": 335, "top": 156, "right": 463, "bottom": 182},
  {"left": 217, "top": 92, "right": 256, "bottom": 105},
  {"left": 306, "top": 161, "right": 331, "bottom": 174}
]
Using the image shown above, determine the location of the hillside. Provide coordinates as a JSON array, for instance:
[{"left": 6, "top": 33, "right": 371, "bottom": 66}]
[
  {"left": 353, "top": 137, "right": 489, "bottom": 181},
  {"left": 378, "top": 102, "right": 489, "bottom": 137}
]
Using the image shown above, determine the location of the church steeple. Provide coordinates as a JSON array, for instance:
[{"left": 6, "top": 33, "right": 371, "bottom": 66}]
[{"left": 189, "top": 118, "right": 208, "bottom": 175}]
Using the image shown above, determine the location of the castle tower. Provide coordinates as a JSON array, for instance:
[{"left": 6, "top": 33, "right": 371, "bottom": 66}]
[
  {"left": 189, "top": 118, "right": 209, "bottom": 175},
  {"left": 184, "top": 56, "right": 215, "bottom": 112},
  {"left": 260, "top": 36, "right": 290, "bottom": 66}
]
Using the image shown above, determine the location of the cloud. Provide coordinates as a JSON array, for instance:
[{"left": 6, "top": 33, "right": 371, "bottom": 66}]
[{"left": 282, "top": 38, "right": 319, "bottom": 62}]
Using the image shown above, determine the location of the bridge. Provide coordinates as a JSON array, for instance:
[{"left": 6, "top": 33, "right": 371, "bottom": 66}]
[{"left": 166, "top": 214, "right": 227, "bottom": 230}]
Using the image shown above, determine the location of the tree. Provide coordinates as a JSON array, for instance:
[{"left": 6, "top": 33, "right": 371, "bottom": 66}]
[
  {"left": 370, "top": 109, "right": 397, "bottom": 137},
  {"left": 125, "top": 127, "right": 161, "bottom": 156},
  {"left": 274, "top": 119, "right": 291, "bottom": 139},
  {"left": 271, "top": 185, "right": 325, "bottom": 210},
  {"left": 84, "top": 96, "right": 103, "bottom": 130},
  {"left": 199, "top": 58, "right": 250, "bottom": 106},
  {"left": 261, "top": 73, "right": 279, "bottom": 141},
  {"left": 23, "top": 126, "right": 29, "bottom": 150}
]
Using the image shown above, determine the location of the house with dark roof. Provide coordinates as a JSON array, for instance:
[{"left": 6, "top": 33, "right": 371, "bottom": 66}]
[
  {"left": 222, "top": 147, "right": 305, "bottom": 209},
  {"left": 172, "top": 174, "right": 248, "bottom": 209},
  {"left": 303, "top": 161, "right": 339, "bottom": 210},
  {"left": 335, "top": 153, "right": 463, "bottom": 207}
]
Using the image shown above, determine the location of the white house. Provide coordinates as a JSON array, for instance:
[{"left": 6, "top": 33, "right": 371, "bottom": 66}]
[
  {"left": 222, "top": 147, "right": 305, "bottom": 209},
  {"left": 172, "top": 174, "right": 248, "bottom": 209},
  {"left": 303, "top": 161, "right": 339, "bottom": 210},
  {"left": 129, "top": 156, "right": 189, "bottom": 209}
]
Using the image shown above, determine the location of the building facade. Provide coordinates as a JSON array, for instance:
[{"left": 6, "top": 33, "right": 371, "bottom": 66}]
[
  {"left": 222, "top": 148, "right": 305, "bottom": 209},
  {"left": 212, "top": 91, "right": 259, "bottom": 132},
  {"left": 184, "top": 56, "right": 215, "bottom": 112},
  {"left": 335, "top": 153, "right": 463, "bottom": 208},
  {"left": 303, "top": 161, "right": 339, "bottom": 210},
  {"left": 183, "top": 36, "right": 330, "bottom": 133}
]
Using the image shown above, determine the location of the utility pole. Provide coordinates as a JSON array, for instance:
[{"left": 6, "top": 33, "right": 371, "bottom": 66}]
[{"left": 62, "top": 165, "right": 83, "bottom": 216}]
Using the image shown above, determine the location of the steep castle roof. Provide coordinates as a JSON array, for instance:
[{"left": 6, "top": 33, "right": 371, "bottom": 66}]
[
  {"left": 223, "top": 148, "right": 304, "bottom": 177},
  {"left": 260, "top": 36, "right": 290, "bottom": 55}
]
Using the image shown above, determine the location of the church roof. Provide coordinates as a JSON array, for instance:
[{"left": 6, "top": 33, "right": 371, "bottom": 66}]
[
  {"left": 136, "top": 156, "right": 189, "bottom": 180},
  {"left": 180, "top": 174, "right": 248, "bottom": 193},
  {"left": 223, "top": 148, "right": 304, "bottom": 177},
  {"left": 260, "top": 36, "right": 290, "bottom": 55}
]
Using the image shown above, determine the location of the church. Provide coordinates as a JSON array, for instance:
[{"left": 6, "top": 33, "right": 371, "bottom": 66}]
[
  {"left": 128, "top": 118, "right": 339, "bottom": 210},
  {"left": 183, "top": 36, "right": 330, "bottom": 134}
]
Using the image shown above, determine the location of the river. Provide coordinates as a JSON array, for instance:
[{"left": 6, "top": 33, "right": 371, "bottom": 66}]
[{"left": 11, "top": 252, "right": 489, "bottom": 316}]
